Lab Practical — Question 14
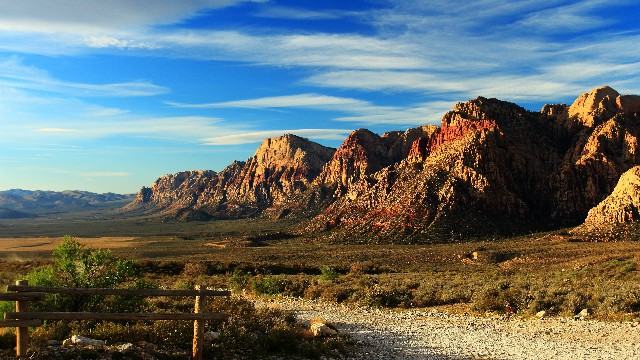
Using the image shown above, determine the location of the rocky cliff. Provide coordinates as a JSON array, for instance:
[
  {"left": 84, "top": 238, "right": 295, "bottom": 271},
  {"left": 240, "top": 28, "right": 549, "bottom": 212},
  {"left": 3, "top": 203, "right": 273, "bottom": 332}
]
[
  {"left": 128, "top": 86, "right": 640, "bottom": 243},
  {"left": 584, "top": 166, "right": 640, "bottom": 224},
  {"left": 128, "top": 134, "right": 335, "bottom": 218}
]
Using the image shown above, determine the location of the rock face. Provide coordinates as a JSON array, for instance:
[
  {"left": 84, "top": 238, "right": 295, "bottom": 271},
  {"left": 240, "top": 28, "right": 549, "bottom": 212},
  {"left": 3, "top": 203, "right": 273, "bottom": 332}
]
[
  {"left": 568, "top": 85, "right": 640, "bottom": 127},
  {"left": 128, "top": 86, "right": 640, "bottom": 243},
  {"left": 584, "top": 166, "right": 640, "bottom": 224},
  {"left": 128, "top": 134, "right": 335, "bottom": 218},
  {"left": 306, "top": 88, "right": 640, "bottom": 243},
  {"left": 314, "top": 126, "right": 437, "bottom": 196}
]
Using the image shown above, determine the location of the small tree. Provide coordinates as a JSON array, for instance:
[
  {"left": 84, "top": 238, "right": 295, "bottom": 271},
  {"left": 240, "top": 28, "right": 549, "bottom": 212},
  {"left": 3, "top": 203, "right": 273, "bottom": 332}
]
[{"left": 27, "top": 235, "right": 149, "bottom": 312}]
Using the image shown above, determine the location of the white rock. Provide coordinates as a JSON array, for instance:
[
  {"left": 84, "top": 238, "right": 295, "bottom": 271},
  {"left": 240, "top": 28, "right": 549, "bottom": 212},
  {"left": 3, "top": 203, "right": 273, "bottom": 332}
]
[
  {"left": 117, "top": 343, "right": 134, "bottom": 352},
  {"left": 574, "top": 308, "right": 590, "bottom": 320},
  {"left": 70, "top": 335, "right": 105, "bottom": 346},
  {"left": 310, "top": 323, "right": 337, "bottom": 337},
  {"left": 536, "top": 310, "right": 547, "bottom": 319},
  {"left": 204, "top": 331, "right": 220, "bottom": 341}
]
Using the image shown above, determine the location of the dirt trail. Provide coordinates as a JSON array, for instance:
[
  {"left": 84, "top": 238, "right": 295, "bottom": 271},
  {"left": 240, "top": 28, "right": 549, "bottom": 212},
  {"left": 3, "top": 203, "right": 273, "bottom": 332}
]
[{"left": 263, "top": 298, "right": 640, "bottom": 359}]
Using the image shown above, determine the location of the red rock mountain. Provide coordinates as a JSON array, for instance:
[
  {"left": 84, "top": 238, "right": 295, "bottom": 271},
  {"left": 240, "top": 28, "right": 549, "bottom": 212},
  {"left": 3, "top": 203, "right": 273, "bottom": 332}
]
[
  {"left": 128, "top": 86, "right": 640, "bottom": 243},
  {"left": 127, "top": 134, "right": 335, "bottom": 219}
]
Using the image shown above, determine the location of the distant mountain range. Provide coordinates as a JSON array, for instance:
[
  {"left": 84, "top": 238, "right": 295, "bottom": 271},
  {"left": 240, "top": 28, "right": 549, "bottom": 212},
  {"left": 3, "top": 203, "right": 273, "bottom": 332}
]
[
  {"left": 127, "top": 86, "right": 640, "bottom": 243},
  {"left": 0, "top": 189, "right": 133, "bottom": 218}
]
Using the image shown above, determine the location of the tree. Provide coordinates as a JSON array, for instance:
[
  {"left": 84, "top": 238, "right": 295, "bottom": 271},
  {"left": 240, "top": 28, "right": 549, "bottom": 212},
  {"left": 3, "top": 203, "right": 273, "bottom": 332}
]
[{"left": 27, "top": 235, "right": 149, "bottom": 312}]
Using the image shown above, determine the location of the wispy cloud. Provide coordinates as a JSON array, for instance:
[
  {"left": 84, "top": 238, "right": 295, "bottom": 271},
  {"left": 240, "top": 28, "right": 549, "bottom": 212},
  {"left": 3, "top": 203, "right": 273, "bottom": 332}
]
[
  {"left": 253, "top": 5, "right": 350, "bottom": 20},
  {"left": 0, "top": 57, "right": 168, "bottom": 97},
  {"left": 169, "top": 93, "right": 449, "bottom": 126},
  {"left": 202, "top": 129, "right": 353, "bottom": 145},
  {"left": 168, "top": 93, "right": 369, "bottom": 109},
  {"left": 35, "top": 128, "right": 78, "bottom": 133},
  {"left": 0, "top": 0, "right": 265, "bottom": 33}
]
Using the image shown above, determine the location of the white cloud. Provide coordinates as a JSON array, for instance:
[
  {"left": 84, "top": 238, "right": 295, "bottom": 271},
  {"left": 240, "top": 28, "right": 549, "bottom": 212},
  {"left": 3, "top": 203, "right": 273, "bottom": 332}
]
[
  {"left": 35, "top": 128, "right": 78, "bottom": 133},
  {"left": 253, "top": 5, "right": 349, "bottom": 20},
  {"left": 0, "top": 57, "right": 168, "bottom": 97},
  {"left": 202, "top": 129, "right": 353, "bottom": 145},
  {"left": 168, "top": 93, "right": 369, "bottom": 109},
  {"left": 84, "top": 36, "right": 160, "bottom": 50},
  {"left": 0, "top": 0, "right": 264, "bottom": 34}
]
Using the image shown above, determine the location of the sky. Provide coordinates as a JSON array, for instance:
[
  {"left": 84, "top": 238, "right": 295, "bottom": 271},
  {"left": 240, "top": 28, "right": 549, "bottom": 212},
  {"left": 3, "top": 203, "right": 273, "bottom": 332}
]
[{"left": 0, "top": 0, "right": 638, "bottom": 194}]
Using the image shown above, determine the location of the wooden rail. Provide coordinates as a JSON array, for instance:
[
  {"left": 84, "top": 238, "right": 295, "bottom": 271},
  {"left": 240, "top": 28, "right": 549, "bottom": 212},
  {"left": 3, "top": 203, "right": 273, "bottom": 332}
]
[{"left": 1, "top": 280, "right": 230, "bottom": 359}]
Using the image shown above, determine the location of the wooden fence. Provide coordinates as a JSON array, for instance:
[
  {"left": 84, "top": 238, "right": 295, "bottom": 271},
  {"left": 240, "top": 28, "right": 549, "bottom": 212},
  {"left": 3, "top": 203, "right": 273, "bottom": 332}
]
[{"left": 0, "top": 280, "right": 230, "bottom": 359}]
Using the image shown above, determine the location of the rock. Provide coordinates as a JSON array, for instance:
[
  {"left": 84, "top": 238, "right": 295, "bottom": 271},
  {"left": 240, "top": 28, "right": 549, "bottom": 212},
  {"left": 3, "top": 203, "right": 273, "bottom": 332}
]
[
  {"left": 117, "top": 343, "right": 134, "bottom": 352},
  {"left": 123, "top": 86, "right": 640, "bottom": 245},
  {"left": 310, "top": 323, "right": 338, "bottom": 337},
  {"left": 204, "top": 331, "right": 220, "bottom": 341},
  {"left": 308, "top": 317, "right": 338, "bottom": 337},
  {"left": 585, "top": 166, "right": 640, "bottom": 224},
  {"left": 535, "top": 310, "right": 547, "bottom": 319},
  {"left": 569, "top": 85, "right": 621, "bottom": 126},
  {"left": 48, "top": 340, "right": 61, "bottom": 346},
  {"left": 126, "top": 134, "right": 335, "bottom": 219},
  {"left": 574, "top": 309, "right": 590, "bottom": 320},
  {"left": 70, "top": 335, "right": 106, "bottom": 346}
]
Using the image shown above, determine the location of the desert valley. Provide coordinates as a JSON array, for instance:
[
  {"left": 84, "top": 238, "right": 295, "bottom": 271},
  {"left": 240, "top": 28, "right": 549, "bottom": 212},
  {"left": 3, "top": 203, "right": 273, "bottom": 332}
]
[{"left": 2, "top": 87, "right": 640, "bottom": 359}]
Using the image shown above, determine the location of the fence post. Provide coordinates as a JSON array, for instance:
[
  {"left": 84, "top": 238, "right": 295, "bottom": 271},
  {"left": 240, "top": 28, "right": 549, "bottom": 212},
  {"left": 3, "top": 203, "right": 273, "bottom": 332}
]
[
  {"left": 192, "top": 285, "right": 206, "bottom": 360},
  {"left": 15, "top": 280, "right": 29, "bottom": 358}
]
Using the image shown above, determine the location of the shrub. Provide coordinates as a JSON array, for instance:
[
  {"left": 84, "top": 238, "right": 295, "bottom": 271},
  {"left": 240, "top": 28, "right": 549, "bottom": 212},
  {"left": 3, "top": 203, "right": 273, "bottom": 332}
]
[
  {"left": 228, "top": 269, "right": 252, "bottom": 292},
  {"left": 472, "top": 282, "right": 527, "bottom": 314},
  {"left": 320, "top": 266, "right": 341, "bottom": 281},
  {"left": 25, "top": 235, "right": 150, "bottom": 313},
  {"left": 251, "top": 275, "right": 287, "bottom": 296},
  {"left": 0, "top": 329, "right": 14, "bottom": 350},
  {"left": 182, "top": 262, "right": 209, "bottom": 278}
]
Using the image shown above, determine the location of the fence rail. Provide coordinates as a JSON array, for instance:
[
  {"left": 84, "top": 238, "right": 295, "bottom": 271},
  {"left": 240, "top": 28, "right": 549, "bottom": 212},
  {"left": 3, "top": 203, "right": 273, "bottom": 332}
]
[{"left": 1, "top": 280, "right": 229, "bottom": 359}]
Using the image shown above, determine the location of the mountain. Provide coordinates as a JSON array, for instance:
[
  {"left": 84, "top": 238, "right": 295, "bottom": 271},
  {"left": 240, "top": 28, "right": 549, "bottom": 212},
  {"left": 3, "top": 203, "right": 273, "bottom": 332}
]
[
  {"left": 0, "top": 189, "right": 133, "bottom": 215},
  {"left": 574, "top": 165, "right": 640, "bottom": 241},
  {"left": 0, "top": 207, "right": 37, "bottom": 219},
  {"left": 128, "top": 86, "right": 640, "bottom": 243},
  {"left": 127, "top": 134, "right": 335, "bottom": 219},
  {"left": 584, "top": 166, "right": 640, "bottom": 224}
]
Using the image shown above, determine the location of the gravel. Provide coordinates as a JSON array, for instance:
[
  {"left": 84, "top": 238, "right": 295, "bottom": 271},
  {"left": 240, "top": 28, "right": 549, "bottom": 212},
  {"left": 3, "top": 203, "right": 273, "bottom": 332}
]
[{"left": 262, "top": 298, "right": 640, "bottom": 360}]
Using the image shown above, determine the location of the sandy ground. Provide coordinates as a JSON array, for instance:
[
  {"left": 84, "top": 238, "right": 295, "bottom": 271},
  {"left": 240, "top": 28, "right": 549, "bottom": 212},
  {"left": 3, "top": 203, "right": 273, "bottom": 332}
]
[{"left": 0, "top": 237, "right": 137, "bottom": 252}]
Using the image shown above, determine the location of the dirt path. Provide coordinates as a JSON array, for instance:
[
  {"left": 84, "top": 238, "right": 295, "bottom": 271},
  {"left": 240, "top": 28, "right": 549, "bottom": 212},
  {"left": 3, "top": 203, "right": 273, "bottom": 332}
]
[{"left": 263, "top": 298, "right": 640, "bottom": 359}]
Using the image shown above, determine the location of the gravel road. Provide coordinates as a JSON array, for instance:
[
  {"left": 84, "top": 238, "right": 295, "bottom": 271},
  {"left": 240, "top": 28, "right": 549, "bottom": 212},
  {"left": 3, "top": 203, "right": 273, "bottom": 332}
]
[{"left": 262, "top": 298, "right": 640, "bottom": 359}]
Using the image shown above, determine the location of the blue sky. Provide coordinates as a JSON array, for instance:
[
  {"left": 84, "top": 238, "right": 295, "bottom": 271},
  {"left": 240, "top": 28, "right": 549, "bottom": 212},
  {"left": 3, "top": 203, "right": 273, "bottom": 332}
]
[{"left": 0, "top": 0, "right": 638, "bottom": 194}]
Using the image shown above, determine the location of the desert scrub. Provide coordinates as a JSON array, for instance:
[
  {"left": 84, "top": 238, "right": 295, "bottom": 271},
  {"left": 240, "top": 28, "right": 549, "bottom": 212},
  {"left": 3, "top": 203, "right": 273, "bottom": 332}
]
[
  {"left": 0, "top": 329, "right": 13, "bottom": 350},
  {"left": 207, "top": 296, "right": 356, "bottom": 359},
  {"left": 228, "top": 269, "right": 252, "bottom": 292},
  {"left": 251, "top": 274, "right": 288, "bottom": 295},
  {"left": 320, "top": 266, "right": 341, "bottom": 280},
  {"left": 24, "top": 235, "right": 150, "bottom": 313}
]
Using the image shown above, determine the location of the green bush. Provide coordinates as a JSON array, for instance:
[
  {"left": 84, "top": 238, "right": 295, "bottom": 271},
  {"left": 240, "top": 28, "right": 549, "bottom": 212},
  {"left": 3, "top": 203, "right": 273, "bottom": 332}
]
[
  {"left": 251, "top": 275, "right": 287, "bottom": 296},
  {"left": 25, "top": 236, "right": 150, "bottom": 313},
  {"left": 228, "top": 269, "right": 252, "bottom": 292},
  {"left": 320, "top": 266, "right": 341, "bottom": 281}
]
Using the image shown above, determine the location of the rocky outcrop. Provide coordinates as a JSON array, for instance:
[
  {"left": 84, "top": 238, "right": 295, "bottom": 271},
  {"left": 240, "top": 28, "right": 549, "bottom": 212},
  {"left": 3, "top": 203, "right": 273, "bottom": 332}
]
[
  {"left": 306, "top": 87, "right": 640, "bottom": 243},
  {"left": 307, "top": 97, "right": 564, "bottom": 243},
  {"left": 568, "top": 86, "right": 640, "bottom": 127},
  {"left": 127, "top": 86, "right": 640, "bottom": 243},
  {"left": 315, "top": 126, "right": 438, "bottom": 193},
  {"left": 128, "top": 134, "right": 335, "bottom": 218},
  {"left": 584, "top": 166, "right": 640, "bottom": 224}
]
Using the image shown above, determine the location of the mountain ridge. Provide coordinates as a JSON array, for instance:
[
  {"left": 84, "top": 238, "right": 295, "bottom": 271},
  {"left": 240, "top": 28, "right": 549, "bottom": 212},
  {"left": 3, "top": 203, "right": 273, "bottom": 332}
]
[{"left": 127, "top": 86, "right": 640, "bottom": 243}]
